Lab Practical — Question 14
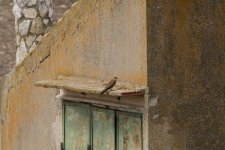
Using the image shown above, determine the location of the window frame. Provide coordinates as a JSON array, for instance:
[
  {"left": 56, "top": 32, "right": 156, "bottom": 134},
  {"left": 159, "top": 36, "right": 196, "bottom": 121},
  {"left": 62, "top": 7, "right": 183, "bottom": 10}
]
[{"left": 63, "top": 101, "right": 143, "bottom": 150}]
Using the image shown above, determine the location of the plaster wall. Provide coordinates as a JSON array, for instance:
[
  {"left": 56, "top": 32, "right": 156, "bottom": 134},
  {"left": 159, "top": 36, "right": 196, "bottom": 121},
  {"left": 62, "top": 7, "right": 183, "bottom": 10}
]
[
  {"left": 0, "top": 76, "right": 6, "bottom": 113},
  {"left": 0, "top": 0, "right": 147, "bottom": 149},
  {"left": 147, "top": 0, "right": 225, "bottom": 149},
  {"left": 0, "top": 76, "right": 6, "bottom": 149}
]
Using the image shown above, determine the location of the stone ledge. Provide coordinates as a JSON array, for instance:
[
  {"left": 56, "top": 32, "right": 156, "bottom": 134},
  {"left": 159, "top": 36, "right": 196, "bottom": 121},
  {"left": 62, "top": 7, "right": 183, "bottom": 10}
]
[{"left": 35, "top": 76, "right": 146, "bottom": 97}]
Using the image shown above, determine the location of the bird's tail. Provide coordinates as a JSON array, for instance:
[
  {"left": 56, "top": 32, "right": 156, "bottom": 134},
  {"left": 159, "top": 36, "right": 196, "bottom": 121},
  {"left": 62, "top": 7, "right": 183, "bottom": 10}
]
[{"left": 100, "top": 89, "right": 108, "bottom": 95}]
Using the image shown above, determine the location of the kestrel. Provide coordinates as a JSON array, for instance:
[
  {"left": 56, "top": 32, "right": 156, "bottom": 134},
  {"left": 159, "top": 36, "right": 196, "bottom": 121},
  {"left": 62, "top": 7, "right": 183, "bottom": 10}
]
[{"left": 100, "top": 77, "right": 117, "bottom": 95}]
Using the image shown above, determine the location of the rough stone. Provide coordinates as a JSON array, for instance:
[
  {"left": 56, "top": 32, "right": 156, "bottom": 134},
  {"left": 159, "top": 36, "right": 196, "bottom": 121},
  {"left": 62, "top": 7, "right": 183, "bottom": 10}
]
[
  {"left": 14, "top": 0, "right": 53, "bottom": 65},
  {"left": 27, "top": 0, "right": 37, "bottom": 6},
  {"left": 16, "top": 39, "right": 27, "bottom": 64},
  {"left": 15, "top": 21, "right": 19, "bottom": 35},
  {"left": 43, "top": 19, "right": 49, "bottom": 25},
  {"left": 30, "top": 17, "right": 44, "bottom": 34},
  {"left": 39, "top": 4, "right": 48, "bottom": 17},
  {"left": 23, "top": 8, "right": 37, "bottom": 19},
  {"left": 19, "top": 39, "right": 27, "bottom": 51},
  {"left": 48, "top": 7, "right": 54, "bottom": 18},
  {"left": 17, "top": 0, "right": 29, "bottom": 8},
  {"left": 16, "top": 35, "right": 21, "bottom": 46},
  {"left": 13, "top": 4, "right": 22, "bottom": 19},
  {"left": 25, "top": 35, "right": 36, "bottom": 48},
  {"left": 45, "top": 0, "right": 52, "bottom": 6},
  {"left": 18, "top": 20, "right": 31, "bottom": 36},
  {"left": 30, "top": 42, "right": 37, "bottom": 51},
  {"left": 36, "top": 35, "right": 43, "bottom": 42},
  {"left": 44, "top": 27, "right": 51, "bottom": 34}
]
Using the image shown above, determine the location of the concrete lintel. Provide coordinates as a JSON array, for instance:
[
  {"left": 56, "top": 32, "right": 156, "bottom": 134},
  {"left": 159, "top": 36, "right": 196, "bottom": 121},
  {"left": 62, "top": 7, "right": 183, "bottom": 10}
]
[{"left": 35, "top": 75, "right": 146, "bottom": 97}]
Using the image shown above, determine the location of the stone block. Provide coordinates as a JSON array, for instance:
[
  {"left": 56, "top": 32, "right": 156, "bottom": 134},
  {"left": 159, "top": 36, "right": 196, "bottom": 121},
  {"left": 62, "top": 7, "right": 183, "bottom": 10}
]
[
  {"left": 13, "top": 4, "right": 22, "bottom": 19},
  {"left": 16, "top": 35, "right": 21, "bottom": 46},
  {"left": 23, "top": 8, "right": 37, "bottom": 19},
  {"left": 30, "top": 42, "right": 37, "bottom": 51},
  {"left": 43, "top": 19, "right": 49, "bottom": 25},
  {"left": 18, "top": 20, "right": 31, "bottom": 36},
  {"left": 25, "top": 35, "right": 36, "bottom": 48},
  {"left": 27, "top": 0, "right": 37, "bottom": 6},
  {"left": 39, "top": 4, "right": 48, "bottom": 17},
  {"left": 17, "top": 0, "right": 29, "bottom": 7},
  {"left": 48, "top": 7, "right": 54, "bottom": 18},
  {"left": 36, "top": 35, "right": 43, "bottom": 42},
  {"left": 16, "top": 39, "right": 28, "bottom": 64},
  {"left": 30, "top": 17, "right": 44, "bottom": 34}
]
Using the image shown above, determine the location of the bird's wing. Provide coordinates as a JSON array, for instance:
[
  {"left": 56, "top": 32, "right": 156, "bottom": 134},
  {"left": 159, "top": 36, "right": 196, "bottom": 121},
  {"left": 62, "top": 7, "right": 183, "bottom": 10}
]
[
  {"left": 105, "top": 79, "right": 116, "bottom": 89},
  {"left": 100, "top": 79, "right": 116, "bottom": 95}
]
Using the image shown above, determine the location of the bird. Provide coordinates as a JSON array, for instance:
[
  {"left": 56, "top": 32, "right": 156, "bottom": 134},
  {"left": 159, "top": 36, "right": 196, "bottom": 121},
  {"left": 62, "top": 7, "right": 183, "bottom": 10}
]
[{"left": 100, "top": 77, "right": 117, "bottom": 95}]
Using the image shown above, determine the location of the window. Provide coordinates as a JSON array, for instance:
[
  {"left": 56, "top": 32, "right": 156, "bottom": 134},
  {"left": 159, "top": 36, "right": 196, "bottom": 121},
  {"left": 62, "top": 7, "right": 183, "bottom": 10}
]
[{"left": 63, "top": 102, "right": 143, "bottom": 150}]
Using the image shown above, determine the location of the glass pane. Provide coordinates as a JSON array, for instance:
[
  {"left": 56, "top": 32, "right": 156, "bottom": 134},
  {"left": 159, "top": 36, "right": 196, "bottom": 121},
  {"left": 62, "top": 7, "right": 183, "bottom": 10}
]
[
  {"left": 92, "top": 108, "right": 115, "bottom": 150},
  {"left": 64, "top": 103, "right": 90, "bottom": 150},
  {"left": 117, "top": 112, "right": 142, "bottom": 150}
]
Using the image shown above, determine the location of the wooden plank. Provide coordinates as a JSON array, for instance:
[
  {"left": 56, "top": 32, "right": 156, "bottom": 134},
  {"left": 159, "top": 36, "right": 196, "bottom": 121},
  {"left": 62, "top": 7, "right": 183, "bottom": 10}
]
[
  {"left": 92, "top": 108, "right": 115, "bottom": 150},
  {"left": 117, "top": 112, "right": 142, "bottom": 150},
  {"left": 64, "top": 103, "right": 91, "bottom": 150}
]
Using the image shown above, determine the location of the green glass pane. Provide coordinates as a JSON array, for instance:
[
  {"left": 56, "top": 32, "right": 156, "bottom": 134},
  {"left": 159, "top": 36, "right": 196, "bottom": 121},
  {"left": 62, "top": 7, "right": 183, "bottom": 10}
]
[
  {"left": 117, "top": 112, "right": 142, "bottom": 150},
  {"left": 64, "top": 103, "right": 90, "bottom": 150},
  {"left": 93, "top": 108, "right": 115, "bottom": 150}
]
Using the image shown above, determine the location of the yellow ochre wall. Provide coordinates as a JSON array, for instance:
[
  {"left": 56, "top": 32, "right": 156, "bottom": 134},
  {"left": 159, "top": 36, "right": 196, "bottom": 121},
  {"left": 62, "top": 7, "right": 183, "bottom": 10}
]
[{"left": 0, "top": 0, "right": 147, "bottom": 149}]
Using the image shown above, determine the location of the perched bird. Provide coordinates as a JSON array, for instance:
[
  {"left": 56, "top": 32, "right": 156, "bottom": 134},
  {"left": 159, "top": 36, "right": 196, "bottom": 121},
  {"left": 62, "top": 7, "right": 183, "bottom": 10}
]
[{"left": 100, "top": 77, "right": 117, "bottom": 95}]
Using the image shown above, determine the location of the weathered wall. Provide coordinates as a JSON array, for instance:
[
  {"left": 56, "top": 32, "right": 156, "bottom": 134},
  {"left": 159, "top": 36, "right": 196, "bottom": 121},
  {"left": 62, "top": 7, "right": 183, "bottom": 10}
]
[
  {"left": 0, "top": 76, "right": 6, "bottom": 149},
  {"left": 0, "top": 76, "right": 6, "bottom": 112},
  {"left": 147, "top": 0, "right": 225, "bottom": 149},
  {"left": 1, "top": 0, "right": 147, "bottom": 149}
]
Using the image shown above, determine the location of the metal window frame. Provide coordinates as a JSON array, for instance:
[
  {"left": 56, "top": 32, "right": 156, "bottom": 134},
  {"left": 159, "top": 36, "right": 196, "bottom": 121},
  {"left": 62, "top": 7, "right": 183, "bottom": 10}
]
[{"left": 63, "top": 100, "right": 143, "bottom": 150}]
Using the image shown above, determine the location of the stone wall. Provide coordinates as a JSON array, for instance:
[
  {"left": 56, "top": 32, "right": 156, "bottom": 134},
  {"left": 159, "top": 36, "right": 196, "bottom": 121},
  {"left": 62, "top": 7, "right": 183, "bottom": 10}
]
[
  {"left": 0, "top": 0, "right": 77, "bottom": 77},
  {"left": 13, "top": 0, "right": 53, "bottom": 64}
]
